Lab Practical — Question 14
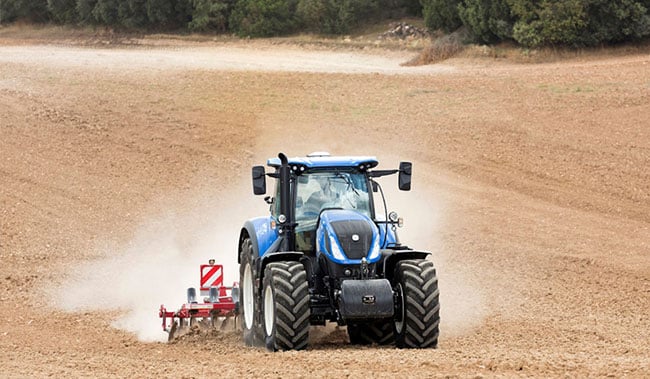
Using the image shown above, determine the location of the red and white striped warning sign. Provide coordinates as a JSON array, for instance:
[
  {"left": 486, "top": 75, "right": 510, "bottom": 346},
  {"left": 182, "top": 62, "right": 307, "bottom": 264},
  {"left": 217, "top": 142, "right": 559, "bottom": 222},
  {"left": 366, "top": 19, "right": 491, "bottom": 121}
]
[{"left": 200, "top": 264, "right": 224, "bottom": 291}]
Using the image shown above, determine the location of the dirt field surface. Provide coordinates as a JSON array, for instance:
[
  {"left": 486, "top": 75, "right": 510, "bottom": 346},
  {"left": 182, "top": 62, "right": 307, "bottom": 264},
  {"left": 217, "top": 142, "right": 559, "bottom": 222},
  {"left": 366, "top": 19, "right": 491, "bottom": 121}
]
[{"left": 1, "top": 31, "right": 649, "bottom": 378}]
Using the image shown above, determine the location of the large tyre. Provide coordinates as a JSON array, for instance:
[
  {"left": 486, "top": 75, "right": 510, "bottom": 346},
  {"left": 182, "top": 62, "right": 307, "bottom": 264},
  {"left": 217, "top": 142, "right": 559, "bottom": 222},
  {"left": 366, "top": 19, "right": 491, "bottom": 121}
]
[
  {"left": 261, "top": 261, "right": 310, "bottom": 351},
  {"left": 393, "top": 259, "right": 440, "bottom": 348},
  {"left": 347, "top": 319, "right": 394, "bottom": 345},
  {"left": 239, "top": 237, "right": 260, "bottom": 346}
]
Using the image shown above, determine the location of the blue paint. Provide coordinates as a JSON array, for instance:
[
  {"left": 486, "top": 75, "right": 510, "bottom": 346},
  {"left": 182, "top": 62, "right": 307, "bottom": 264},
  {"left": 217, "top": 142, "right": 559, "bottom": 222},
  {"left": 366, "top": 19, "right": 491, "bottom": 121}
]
[{"left": 316, "top": 209, "right": 381, "bottom": 264}]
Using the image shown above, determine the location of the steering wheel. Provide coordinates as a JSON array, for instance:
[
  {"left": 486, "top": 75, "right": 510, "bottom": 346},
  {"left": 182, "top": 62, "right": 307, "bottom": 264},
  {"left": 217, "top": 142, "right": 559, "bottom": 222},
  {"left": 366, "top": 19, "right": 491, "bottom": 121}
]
[{"left": 301, "top": 202, "right": 321, "bottom": 218}]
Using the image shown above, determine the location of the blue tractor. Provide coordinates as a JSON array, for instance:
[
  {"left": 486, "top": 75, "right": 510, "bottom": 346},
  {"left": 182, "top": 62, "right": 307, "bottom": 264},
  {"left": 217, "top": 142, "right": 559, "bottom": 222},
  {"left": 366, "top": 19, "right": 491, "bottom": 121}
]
[{"left": 238, "top": 152, "right": 440, "bottom": 351}]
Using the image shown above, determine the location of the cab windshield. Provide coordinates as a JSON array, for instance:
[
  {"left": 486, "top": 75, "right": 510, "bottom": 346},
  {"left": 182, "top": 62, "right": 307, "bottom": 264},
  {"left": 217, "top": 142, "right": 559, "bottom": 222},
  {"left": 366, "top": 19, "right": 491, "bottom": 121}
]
[{"left": 295, "top": 171, "right": 371, "bottom": 231}]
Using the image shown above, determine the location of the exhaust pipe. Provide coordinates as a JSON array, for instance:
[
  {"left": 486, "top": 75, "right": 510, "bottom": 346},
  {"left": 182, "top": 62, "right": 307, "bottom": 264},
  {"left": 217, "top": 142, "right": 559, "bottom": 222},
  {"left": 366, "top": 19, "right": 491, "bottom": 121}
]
[{"left": 278, "top": 153, "right": 296, "bottom": 251}]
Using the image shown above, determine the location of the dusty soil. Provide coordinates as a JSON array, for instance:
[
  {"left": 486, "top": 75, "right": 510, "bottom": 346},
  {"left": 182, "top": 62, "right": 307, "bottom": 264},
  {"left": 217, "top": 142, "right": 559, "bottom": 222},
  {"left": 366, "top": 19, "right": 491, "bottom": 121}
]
[{"left": 1, "top": 31, "right": 649, "bottom": 377}]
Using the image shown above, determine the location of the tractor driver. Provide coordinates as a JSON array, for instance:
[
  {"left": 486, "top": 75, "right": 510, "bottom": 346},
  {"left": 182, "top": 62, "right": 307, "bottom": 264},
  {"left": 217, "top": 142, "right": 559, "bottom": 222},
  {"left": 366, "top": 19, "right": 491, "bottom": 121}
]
[{"left": 305, "top": 175, "right": 336, "bottom": 214}]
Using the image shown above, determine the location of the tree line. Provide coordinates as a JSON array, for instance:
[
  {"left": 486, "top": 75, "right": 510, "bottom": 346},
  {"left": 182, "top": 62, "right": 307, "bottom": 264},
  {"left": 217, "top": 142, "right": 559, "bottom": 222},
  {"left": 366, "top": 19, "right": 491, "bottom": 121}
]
[
  {"left": 424, "top": 0, "right": 650, "bottom": 47},
  {"left": 0, "top": 0, "right": 421, "bottom": 35},
  {"left": 1, "top": 0, "right": 649, "bottom": 47}
]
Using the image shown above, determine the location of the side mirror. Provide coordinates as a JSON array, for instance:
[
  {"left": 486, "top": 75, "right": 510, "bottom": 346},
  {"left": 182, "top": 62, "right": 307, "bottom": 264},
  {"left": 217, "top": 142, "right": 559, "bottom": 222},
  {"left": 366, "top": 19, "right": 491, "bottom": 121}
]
[
  {"left": 398, "top": 162, "right": 412, "bottom": 191},
  {"left": 252, "top": 166, "right": 266, "bottom": 195}
]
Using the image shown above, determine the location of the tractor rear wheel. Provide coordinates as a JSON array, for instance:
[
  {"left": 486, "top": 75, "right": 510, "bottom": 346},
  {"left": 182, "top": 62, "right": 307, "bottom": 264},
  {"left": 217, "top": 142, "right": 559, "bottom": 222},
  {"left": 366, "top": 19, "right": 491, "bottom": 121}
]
[
  {"left": 347, "top": 319, "right": 394, "bottom": 345},
  {"left": 262, "top": 261, "right": 310, "bottom": 351},
  {"left": 393, "top": 259, "right": 440, "bottom": 348},
  {"left": 239, "top": 237, "right": 260, "bottom": 346}
]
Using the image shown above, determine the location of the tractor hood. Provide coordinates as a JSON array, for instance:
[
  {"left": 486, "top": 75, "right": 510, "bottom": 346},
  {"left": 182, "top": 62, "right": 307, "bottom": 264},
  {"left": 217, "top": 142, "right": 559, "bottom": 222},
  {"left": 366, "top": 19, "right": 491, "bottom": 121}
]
[{"left": 316, "top": 209, "right": 381, "bottom": 264}]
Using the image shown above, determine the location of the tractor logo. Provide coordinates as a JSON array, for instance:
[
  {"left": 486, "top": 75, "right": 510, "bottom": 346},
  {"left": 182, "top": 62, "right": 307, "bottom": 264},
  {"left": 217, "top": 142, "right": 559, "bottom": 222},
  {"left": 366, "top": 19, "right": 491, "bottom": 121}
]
[{"left": 362, "top": 295, "right": 376, "bottom": 304}]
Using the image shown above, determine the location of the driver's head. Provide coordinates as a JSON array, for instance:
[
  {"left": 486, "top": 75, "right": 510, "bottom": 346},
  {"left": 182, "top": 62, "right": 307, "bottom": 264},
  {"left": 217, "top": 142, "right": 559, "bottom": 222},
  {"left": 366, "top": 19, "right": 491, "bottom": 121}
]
[{"left": 315, "top": 175, "right": 329, "bottom": 191}]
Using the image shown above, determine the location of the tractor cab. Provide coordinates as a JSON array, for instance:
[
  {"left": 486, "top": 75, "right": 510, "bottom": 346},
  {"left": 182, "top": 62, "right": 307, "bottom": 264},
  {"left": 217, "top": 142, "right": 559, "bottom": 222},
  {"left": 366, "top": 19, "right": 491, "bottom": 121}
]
[{"left": 255, "top": 153, "right": 384, "bottom": 255}]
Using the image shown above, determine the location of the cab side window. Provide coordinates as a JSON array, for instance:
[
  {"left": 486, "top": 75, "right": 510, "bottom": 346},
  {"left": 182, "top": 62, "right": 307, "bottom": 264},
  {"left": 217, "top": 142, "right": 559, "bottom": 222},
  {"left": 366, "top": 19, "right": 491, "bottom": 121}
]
[{"left": 271, "top": 179, "right": 281, "bottom": 218}]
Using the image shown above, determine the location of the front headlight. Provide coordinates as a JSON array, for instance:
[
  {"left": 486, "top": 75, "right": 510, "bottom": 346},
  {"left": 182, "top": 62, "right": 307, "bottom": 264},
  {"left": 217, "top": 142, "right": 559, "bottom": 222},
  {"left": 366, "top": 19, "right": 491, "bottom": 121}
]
[
  {"left": 329, "top": 233, "right": 347, "bottom": 261},
  {"left": 366, "top": 235, "right": 381, "bottom": 261}
]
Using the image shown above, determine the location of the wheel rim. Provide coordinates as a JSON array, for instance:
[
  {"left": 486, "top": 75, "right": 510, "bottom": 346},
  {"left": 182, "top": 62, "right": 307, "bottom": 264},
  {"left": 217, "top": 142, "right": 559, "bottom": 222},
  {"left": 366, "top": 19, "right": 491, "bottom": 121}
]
[
  {"left": 243, "top": 263, "right": 254, "bottom": 329},
  {"left": 264, "top": 283, "right": 275, "bottom": 336},
  {"left": 395, "top": 283, "right": 405, "bottom": 334}
]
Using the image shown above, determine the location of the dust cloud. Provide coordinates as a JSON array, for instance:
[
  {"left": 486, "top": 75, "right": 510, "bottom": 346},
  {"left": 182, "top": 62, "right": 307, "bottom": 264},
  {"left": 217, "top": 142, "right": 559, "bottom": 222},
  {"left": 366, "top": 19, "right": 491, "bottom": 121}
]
[
  {"left": 52, "top": 154, "right": 486, "bottom": 342},
  {"left": 376, "top": 158, "right": 488, "bottom": 338},
  {"left": 53, "top": 180, "right": 260, "bottom": 342}
]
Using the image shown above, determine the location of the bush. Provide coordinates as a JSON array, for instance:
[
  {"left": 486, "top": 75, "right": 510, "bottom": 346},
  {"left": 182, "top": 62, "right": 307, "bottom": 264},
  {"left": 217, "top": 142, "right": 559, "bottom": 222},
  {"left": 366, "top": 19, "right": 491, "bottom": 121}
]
[
  {"left": 146, "top": 0, "right": 175, "bottom": 26},
  {"left": 458, "top": 0, "right": 513, "bottom": 43},
  {"left": 189, "top": 0, "right": 233, "bottom": 31},
  {"left": 2, "top": 0, "right": 50, "bottom": 23},
  {"left": 295, "top": 0, "right": 379, "bottom": 34},
  {"left": 117, "top": 0, "right": 149, "bottom": 28},
  {"left": 76, "top": 0, "right": 98, "bottom": 23},
  {"left": 405, "top": 29, "right": 465, "bottom": 64},
  {"left": 92, "top": 0, "right": 119, "bottom": 24},
  {"left": 421, "top": 0, "right": 462, "bottom": 32},
  {"left": 296, "top": 0, "right": 332, "bottom": 33},
  {"left": 48, "top": 0, "right": 78, "bottom": 23},
  {"left": 510, "top": 0, "right": 588, "bottom": 47},
  {"left": 509, "top": 0, "right": 650, "bottom": 47},
  {"left": 582, "top": 0, "right": 650, "bottom": 44},
  {"left": 0, "top": 0, "right": 18, "bottom": 24},
  {"left": 403, "top": 0, "right": 422, "bottom": 16},
  {"left": 230, "top": 0, "right": 299, "bottom": 37}
]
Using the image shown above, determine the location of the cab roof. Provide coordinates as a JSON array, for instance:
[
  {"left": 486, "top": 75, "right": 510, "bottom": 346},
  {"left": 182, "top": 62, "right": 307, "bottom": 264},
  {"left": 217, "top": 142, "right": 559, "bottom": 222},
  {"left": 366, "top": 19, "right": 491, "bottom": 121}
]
[{"left": 267, "top": 154, "right": 379, "bottom": 171}]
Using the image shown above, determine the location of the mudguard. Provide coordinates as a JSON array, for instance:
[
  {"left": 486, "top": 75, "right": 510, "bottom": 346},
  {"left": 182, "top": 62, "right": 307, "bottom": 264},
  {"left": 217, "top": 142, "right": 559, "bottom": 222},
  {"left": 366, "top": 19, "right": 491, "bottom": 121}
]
[
  {"left": 239, "top": 217, "right": 279, "bottom": 263},
  {"left": 381, "top": 249, "right": 431, "bottom": 281}
]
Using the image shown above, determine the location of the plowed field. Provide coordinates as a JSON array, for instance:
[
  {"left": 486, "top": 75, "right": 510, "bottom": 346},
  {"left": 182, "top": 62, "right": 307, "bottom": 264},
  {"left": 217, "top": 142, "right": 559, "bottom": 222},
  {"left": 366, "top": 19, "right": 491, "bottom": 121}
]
[{"left": 1, "top": 34, "right": 649, "bottom": 377}]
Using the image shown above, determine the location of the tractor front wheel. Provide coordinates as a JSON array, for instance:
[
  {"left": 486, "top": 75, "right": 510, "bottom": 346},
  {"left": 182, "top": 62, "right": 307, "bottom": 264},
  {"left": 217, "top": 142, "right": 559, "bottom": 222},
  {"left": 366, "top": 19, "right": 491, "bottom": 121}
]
[
  {"left": 262, "top": 261, "right": 310, "bottom": 351},
  {"left": 393, "top": 259, "right": 440, "bottom": 348}
]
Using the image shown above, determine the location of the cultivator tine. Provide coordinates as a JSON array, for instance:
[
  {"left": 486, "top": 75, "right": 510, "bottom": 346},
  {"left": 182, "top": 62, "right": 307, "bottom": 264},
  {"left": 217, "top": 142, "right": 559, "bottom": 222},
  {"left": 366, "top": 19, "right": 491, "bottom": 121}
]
[
  {"left": 168, "top": 321, "right": 178, "bottom": 342},
  {"left": 220, "top": 317, "right": 230, "bottom": 330}
]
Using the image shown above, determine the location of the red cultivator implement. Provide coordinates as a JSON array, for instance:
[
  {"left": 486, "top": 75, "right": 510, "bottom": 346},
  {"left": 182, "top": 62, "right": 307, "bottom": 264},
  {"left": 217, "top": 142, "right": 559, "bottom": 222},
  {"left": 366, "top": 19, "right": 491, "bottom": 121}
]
[{"left": 159, "top": 260, "right": 239, "bottom": 341}]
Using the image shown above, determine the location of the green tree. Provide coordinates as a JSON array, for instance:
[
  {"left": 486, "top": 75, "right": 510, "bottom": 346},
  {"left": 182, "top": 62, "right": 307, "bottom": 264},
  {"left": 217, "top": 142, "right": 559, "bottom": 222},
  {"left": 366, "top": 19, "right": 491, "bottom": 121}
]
[
  {"left": 146, "top": 0, "right": 174, "bottom": 25},
  {"left": 403, "top": 0, "right": 422, "bottom": 16},
  {"left": 421, "top": 0, "right": 462, "bottom": 32},
  {"left": 230, "top": 0, "right": 299, "bottom": 37},
  {"left": 296, "top": 0, "right": 329, "bottom": 32},
  {"left": 189, "top": 0, "right": 233, "bottom": 31},
  {"left": 142, "top": 0, "right": 191, "bottom": 28},
  {"left": 1, "top": 0, "right": 50, "bottom": 22},
  {"left": 76, "top": 0, "right": 98, "bottom": 23},
  {"left": 458, "top": 0, "right": 513, "bottom": 43},
  {"left": 582, "top": 0, "right": 650, "bottom": 44},
  {"left": 92, "top": 0, "right": 119, "bottom": 24},
  {"left": 117, "top": 0, "right": 149, "bottom": 28},
  {"left": 174, "top": 0, "right": 192, "bottom": 27},
  {"left": 510, "top": 0, "right": 587, "bottom": 47},
  {"left": 48, "top": 0, "right": 78, "bottom": 23},
  {"left": 296, "top": 0, "right": 378, "bottom": 34},
  {"left": 0, "top": 0, "right": 18, "bottom": 24}
]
